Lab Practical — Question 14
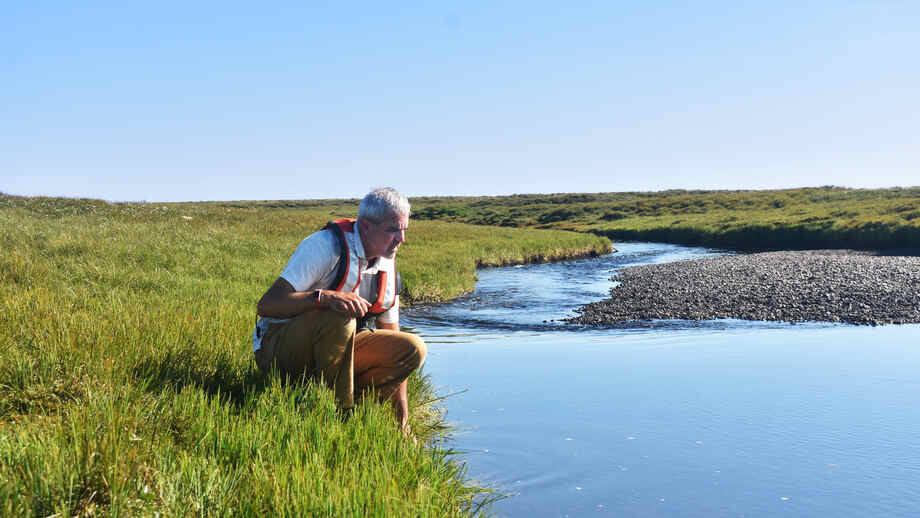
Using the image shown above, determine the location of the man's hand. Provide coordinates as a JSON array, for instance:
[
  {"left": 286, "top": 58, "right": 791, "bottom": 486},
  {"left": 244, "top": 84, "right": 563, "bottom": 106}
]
[
  {"left": 391, "top": 380, "right": 415, "bottom": 443},
  {"left": 323, "top": 290, "right": 372, "bottom": 318},
  {"left": 257, "top": 278, "right": 371, "bottom": 319}
]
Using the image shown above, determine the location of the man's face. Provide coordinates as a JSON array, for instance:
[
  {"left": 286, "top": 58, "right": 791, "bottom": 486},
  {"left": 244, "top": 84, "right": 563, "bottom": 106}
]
[{"left": 361, "top": 213, "right": 409, "bottom": 260}]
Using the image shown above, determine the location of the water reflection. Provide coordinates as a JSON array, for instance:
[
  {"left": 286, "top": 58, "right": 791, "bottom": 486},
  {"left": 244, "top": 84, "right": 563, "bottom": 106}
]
[
  {"left": 405, "top": 243, "right": 920, "bottom": 518},
  {"left": 407, "top": 242, "right": 730, "bottom": 332}
]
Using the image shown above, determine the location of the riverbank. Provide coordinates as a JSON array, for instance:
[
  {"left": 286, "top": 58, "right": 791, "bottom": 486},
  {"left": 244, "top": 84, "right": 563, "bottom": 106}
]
[
  {"left": 410, "top": 187, "right": 920, "bottom": 250},
  {"left": 567, "top": 250, "right": 920, "bottom": 326},
  {"left": 0, "top": 194, "right": 608, "bottom": 516}
]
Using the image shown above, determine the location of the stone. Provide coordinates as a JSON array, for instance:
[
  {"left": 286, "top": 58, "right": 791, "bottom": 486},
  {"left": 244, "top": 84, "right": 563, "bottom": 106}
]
[{"left": 566, "top": 250, "right": 920, "bottom": 326}]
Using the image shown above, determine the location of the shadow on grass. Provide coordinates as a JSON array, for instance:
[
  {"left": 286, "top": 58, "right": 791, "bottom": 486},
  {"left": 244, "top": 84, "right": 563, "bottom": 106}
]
[
  {"left": 128, "top": 347, "right": 505, "bottom": 515},
  {"left": 130, "top": 346, "right": 271, "bottom": 409}
]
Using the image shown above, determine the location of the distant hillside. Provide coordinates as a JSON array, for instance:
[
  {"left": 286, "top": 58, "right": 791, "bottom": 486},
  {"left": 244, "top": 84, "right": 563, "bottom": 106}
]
[{"left": 409, "top": 187, "right": 920, "bottom": 250}]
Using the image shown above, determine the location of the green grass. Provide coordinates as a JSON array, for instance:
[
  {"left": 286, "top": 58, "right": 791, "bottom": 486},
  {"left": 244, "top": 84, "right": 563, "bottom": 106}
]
[
  {"left": 0, "top": 194, "right": 609, "bottom": 517},
  {"left": 10, "top": 186, "right": 913, "bottom": 514},
  {"left": 410, "top": 186, "right": 920, "bottom": 250}
]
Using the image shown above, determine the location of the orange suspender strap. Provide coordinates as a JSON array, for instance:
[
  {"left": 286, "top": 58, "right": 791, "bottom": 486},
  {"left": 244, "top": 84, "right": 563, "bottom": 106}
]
[
  {"left": 326, "top": 218, "right": 398, "bottom": 306},
  {"left": 368, "top": 271, "right": 388, "bottom": 313},
  {"left": 325, "top": 219, "right": 355, "bottom": 292}
]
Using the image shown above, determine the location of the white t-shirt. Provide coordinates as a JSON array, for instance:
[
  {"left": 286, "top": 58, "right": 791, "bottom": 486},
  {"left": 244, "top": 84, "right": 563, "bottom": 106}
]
[
  {"left": 254, "top": 227, "right": 399, "bottom": 351},
  {"left": 276, "top": 227, "right": 399, "bottom": 324}
]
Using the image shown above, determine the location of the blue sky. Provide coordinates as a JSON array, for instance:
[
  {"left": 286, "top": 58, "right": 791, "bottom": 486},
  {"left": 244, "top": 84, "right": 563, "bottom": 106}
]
[{"left": 3, "top": 1, "right": 918, "bottom": 202}]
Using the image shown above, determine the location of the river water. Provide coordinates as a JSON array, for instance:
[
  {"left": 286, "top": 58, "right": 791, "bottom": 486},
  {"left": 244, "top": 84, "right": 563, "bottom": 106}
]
[{"left": 403, "top": 243, "right": 920, "bottom": 518}]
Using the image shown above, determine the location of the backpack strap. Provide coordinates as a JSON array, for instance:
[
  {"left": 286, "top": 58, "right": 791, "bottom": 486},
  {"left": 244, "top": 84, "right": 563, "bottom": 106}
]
[{"left": 323, "top": 220, "right": 350, "bottom": 291}]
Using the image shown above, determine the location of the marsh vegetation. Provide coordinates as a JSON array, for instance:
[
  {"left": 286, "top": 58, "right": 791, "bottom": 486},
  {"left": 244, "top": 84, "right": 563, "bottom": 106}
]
[
  {"left": 4, "top": 185, "right": 917, "bottom": 515},
  {"left": 411, "top": 186, "right": 920, "bottom": 250},
  {"left": 0, "top": 194, "right": 607, "bottom": 516}
]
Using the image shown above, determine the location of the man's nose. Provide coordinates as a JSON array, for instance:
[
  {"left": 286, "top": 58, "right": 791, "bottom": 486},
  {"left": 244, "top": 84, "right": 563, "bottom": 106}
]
[{"left": 396, "top": 230, "right": 406, "bottom": 243}]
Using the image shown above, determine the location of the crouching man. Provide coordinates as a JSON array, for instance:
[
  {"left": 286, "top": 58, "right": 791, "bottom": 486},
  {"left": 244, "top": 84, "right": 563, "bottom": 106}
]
[{"left": 253, "top": 187, "right": 426, "bottom": 435}]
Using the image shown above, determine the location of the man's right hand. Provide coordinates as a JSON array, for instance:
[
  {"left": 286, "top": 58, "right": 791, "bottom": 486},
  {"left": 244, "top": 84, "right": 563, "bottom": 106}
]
[
  {"left": 258, "top": 278, "right": 372, "bottom": 319},
  {"left": 323, "top": 290, "right": 372, "bottom": 318}
]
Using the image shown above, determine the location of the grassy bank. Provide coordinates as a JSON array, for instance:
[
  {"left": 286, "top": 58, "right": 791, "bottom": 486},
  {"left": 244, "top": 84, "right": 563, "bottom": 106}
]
[
  {"left": 0, "top": 194, "right": 608, "bottom": 517},
  {"left": 410, "top": 187, "right": 920, "bottom": 250}
]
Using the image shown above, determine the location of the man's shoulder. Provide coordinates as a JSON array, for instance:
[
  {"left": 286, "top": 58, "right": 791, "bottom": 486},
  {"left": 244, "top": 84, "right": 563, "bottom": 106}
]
[
  {"left": 290, "top": 228, "right": 342, "bottom": 263},
  {"left": 280, "top": 227, "right": 343, "bottom": 291},
  {"left": 300, "top": 226, "right": 338, "bottom": 249}
]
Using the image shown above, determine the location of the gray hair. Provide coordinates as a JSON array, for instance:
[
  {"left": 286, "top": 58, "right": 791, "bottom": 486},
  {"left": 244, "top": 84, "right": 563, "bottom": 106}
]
[{"left": 358, "top": 187, "right": 411, "bottom": 222}]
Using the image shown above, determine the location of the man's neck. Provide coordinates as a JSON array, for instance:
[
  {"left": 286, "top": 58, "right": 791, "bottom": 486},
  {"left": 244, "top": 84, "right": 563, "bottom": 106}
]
[{"left": 355, "top": 218, "right": 378, "bottom": 263}]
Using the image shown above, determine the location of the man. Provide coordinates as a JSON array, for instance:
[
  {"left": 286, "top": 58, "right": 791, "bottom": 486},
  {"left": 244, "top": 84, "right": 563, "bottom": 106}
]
[{"left": 253, "top": 187, "right": 426, "bottom": 435}]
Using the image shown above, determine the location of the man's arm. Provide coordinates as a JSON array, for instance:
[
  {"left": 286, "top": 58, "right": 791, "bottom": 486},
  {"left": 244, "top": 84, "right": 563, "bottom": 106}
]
[
  {"left": 257, "top": 278, "right": 319, "bottom": 318},
  {"left": 257, "top": 277, "right": 372, "bottom": 319}
]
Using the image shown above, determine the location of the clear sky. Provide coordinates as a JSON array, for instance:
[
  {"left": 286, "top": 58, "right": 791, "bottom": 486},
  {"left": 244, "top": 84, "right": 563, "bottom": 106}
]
[{"left": 3, "top": 1, "right": 918, "bottom": 202}]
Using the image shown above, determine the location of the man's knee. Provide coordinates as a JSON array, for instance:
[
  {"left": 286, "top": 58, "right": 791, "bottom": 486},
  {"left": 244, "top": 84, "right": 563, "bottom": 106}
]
[
  {"left": 290, "top": 309, "right": 356, "bottom": 343},
  {"left": 402, "top": 332, "right": 427, "bottom": 370},
  {"left": 310, "top": 308, "right": 355, "bottom": 329},
  {"left": 264, "top": 310, "right": 357, "bottom": 380},
  {"left": 307, "top": 311, "right": 357, "bottom": 371},
  {"left": 322, "top": 312, "right": 357, "bottom": 350}
]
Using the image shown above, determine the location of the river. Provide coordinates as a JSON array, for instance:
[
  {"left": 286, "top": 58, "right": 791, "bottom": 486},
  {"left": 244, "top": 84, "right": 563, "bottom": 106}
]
[{"left": 403, "top": 243, "right": 920, "bottom": 518}]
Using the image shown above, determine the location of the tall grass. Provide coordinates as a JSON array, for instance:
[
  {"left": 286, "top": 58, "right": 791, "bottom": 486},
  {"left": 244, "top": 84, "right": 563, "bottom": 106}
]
[{"left": 0, "top": 194, "right": 608, "bottom": 516}]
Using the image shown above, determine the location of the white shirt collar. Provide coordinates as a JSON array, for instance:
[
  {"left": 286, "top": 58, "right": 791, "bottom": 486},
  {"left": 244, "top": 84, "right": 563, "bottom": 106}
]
[
  {"left": 353, "top": 220, "right": 385, "bottom": 273},
  {"left": 353, "top": 220, "right": 368, "bottom": 261}
]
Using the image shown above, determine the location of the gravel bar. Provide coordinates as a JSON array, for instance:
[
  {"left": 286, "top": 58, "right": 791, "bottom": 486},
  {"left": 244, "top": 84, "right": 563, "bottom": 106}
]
[{"left": 568, "top": 250, "right": 920, "bottom": 326}]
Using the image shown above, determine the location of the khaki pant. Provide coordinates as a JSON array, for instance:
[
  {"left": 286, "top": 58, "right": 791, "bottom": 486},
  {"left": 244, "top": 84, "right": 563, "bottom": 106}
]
[{"left": 254, "top": 309, "right": 427, "bottom": 408}]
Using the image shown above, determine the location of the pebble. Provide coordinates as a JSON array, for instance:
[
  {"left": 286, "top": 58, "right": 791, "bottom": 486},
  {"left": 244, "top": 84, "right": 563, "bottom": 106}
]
[{"left": 567, "top": 250, "right": 920, "bottom": 326}]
